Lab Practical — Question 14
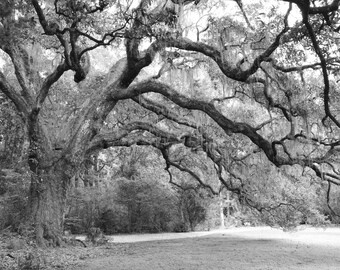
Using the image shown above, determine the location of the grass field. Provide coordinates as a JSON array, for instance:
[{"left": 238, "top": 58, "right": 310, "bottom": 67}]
[{"left": 72, "top": 227, "right": 340, "bottom": 270}]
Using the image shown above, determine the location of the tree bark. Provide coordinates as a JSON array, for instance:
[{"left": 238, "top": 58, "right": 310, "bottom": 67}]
[{"left": 28, "top": 161, "right": 71, "bottom": 246}]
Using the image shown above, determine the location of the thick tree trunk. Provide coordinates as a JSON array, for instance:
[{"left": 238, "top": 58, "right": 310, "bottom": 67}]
[{"left": 28, "top": 163, "right": 71, "bottom": 246}]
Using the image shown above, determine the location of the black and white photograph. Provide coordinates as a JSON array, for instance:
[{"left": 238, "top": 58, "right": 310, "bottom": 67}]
[{"left": 1, "top": 0, "right": 340, "bottom": 269}]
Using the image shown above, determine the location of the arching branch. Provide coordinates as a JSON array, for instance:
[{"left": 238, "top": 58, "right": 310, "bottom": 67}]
[
  {"left": 283, "top": 0, "right": 340, "bottom": 15},
  {"left": 112, "top": 79, "right": 340, "bottom": 188},
  {"left": 269, "top": 57, "right": 338, "bottom": 73},
  {"left": 113, "top": 79, "right": 276, "bottom": 162},
  {"left": 287, "top": 0, "right": 340, "bottom": 128},
  {"left": 36, "top": 61, "right": 69, "bottom": 110},
  {"left": 2, "top": 45, "right": 35, "bottom": 106},
  {"left": 132, "top": 95, "right": 198, "bottom": 129},
  {"left": 86, "top": 121, "right": 181, "bottom": 154},
  {"left": 160, "top": 147, "right": 219, "bottom": 195},
  {"left": 0, "top": 70, "right": 29, "bottom": 116}
]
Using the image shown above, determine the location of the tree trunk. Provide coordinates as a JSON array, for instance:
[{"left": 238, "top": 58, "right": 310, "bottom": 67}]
[
  {"left": 28, "top": 163, "right": 71, "bottom": 246},
  {"left": 219, "top": 192, "right": 225, "bottom": 229}
]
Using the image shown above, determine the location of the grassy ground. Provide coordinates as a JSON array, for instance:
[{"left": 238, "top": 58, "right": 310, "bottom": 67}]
[
  {"left": 1, "top": 227, "right": 340, "bottom": 269},
  {"left": 73, "top": 227, "right": 340, "bottom": 270}
]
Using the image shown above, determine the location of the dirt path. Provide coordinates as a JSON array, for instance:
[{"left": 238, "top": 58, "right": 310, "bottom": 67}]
[
  {"left": 106, "top": 230, "right": 219, "bottom": 243},
  {"left": 73, "top": 227, "right": 340, "bottom": 270}
]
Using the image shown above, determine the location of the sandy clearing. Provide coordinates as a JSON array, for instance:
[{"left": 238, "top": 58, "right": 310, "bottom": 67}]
[
  {"left": 106, "top": 230, "right": 218, "bottom": 243},
  {"left": 73, "top": 227, "right": 340, "bottom": 270},
  {"left": 105, "top": 226, "right": 340, "bottom": 246}
]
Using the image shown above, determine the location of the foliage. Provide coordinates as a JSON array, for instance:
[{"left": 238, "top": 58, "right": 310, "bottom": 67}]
[
  {"left": 65, "top": 145, "right": 216, "bottom": 234},
  {"left": 114, "top": 177, "right": 178, "bottom": 232},
  {"left": 0, "top": 169, "right": 30, "bottom": 231},
  {"left": 178, "top": 187, "right": 208, "bottom": 231},
  {"left": 234, "top": 158, "right": 329, "bottom": 229},
  {"left": 65, "top": 188, "right": 103, "bottom": 234},
  {"left": 85, "top": 227, "right": 107, "bottom": 245},
  {"left": 0, "top": 93, "right": 26, "bottom": 168}
]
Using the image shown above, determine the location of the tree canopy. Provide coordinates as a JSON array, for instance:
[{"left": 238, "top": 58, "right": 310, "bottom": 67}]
[{"left": 1, "top": 0, "right": 340, "bottom": 245}]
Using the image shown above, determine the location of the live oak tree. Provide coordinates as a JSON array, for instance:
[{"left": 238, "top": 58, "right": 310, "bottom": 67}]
[{"left": 2, "top": 0, "right": 340, "bottom": 245}]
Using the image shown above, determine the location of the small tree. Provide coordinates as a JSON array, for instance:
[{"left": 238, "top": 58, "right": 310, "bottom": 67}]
[{"left": 178, "top": 187, "right": 208, "bottom": 231}]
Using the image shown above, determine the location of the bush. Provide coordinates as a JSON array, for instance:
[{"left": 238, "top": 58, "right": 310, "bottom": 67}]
[
  {"left": 66, "top": 176, "right": 190, "bottom": 234},
  {"left": 0, "top": 169, "right": 30, "bottom": 231},
  {"left": 178, "top": 188, "right": 208, "bottom": 231},
  {"left": 99, "top": 207, "right": 129, "bottom": 234},
  {"left": 172, "top": 222, "right": 189, "bottom": 233},
  {"left": 85, "top": 227, "right": 108, "bottom": 245}
]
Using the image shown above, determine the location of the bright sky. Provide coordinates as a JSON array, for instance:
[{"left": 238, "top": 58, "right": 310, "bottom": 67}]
[
  {"left": 0, "top": 0, "right": 304, "bottom": 72},
  {"left": 178, "top": 0, "right": 303, "bottom": 40}
]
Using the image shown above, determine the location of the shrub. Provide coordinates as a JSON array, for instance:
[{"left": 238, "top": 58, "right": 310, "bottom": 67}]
[
  {"left": 172, "top": 222, "right": 189, "bottom": 233},
  {"left": 0, "top": 169, "right": 30, "bottom": 231}
]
